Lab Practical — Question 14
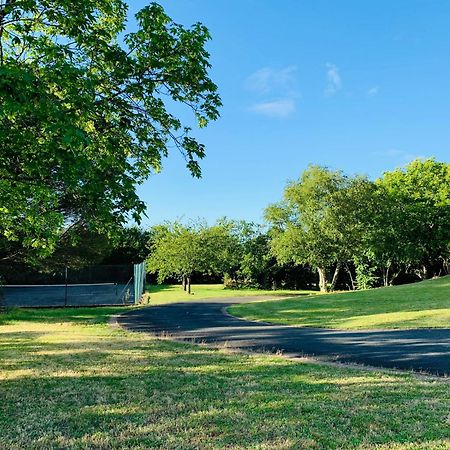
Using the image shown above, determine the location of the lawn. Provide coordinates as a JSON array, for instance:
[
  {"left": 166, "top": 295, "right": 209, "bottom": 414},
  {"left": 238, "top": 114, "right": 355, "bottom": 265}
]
[
  {"left": 144, "top": 283, "right": 313, "bottom": 305},
  {"left": 0, "top": 307, "right": 449, "bottom": 449},
  {"left": 229, "top": 275, "right": 450, "bottom": 330}
]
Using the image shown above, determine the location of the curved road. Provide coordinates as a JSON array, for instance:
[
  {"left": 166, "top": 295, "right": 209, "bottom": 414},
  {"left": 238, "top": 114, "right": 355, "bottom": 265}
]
[{"left": 118, "top": 297, "right": 450, "bottom": 376}]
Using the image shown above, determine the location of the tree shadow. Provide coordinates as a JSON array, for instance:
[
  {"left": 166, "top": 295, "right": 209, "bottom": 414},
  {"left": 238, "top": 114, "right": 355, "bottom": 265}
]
[
  {"left": 0, "top": 306, "right": 128, "bottom": 326},
  {"left": 1, "top": 336, "right": 449, "bottom": 449},
  {"left": 1, "top": 307, "right": 449, "bottom": 448}
]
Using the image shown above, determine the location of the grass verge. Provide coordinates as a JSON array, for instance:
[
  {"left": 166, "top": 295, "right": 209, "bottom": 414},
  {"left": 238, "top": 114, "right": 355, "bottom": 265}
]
[
  {"left": 0, "top": 307, "right": 449, "bottom": 449},
  {"left": 229, "top": 276, "right": 450, "bottom": 330},
  {"left": 144, "top": 283, "right": 313, "bottom": 305}
]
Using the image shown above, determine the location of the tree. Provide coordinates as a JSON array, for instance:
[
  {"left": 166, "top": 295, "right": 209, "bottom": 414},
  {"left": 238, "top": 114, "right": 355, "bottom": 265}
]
[
  {"left": 235, "top": 225, "right": 271, "bottom": 287},
  {"left": 324, "top": 176, "right": 380, "bottom": 289},
  {"left": 0, "top": 1, "right": 221, "bottom": 259},
  {"left": 266, "top": 165, "right": 366, "bottom": 292},
  {"left": 32, "top": 226, "right": 111, "bottom": 271},
  {"left": 199, "top": 219, "right": 242, "bottom": 280},
  {"left": 147, "top": 220, "right": 244, "bottom": 294},
  {"left": 216, "top": 220, "right": 276, "bottom": 289},
  {"left": 102, "top": 226, "right": 151, "bottom": 265},
  {"left": 147, "top": 222, "right": 198, "bottom": 294},
  {"left": 266, "top": 159, "right": 450, "bottom": 291},
  {"left": 376, "top": 159, "right": 450, "bottom": 281},
  {"left": 352, "top": 185, "right": 416, "bottom": 286}
]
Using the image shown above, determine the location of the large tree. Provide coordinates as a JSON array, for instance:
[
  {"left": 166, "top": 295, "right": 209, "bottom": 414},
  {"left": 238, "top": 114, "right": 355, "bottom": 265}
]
[
  {"left": 376, "top": 159, "right": 450, "bottom": 281},
  {"left": 265, "top": 166, "right": 379, "bottom": 292},
  {"left": 266, "top": 166, "right": 351, "bottom": 292},
  {"left": 0, "top": 0, "right": 221, "bottom": 259}
]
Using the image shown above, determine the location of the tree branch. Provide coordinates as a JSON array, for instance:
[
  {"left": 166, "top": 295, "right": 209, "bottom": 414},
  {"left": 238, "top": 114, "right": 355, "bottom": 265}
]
[{"left": 0, "top": 0, "right": 15, "bottom": 65}]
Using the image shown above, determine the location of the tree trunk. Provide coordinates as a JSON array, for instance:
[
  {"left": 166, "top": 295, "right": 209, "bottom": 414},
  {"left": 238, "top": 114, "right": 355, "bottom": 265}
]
[
  {"left": 383, "top": 264, "right": 401, "bottom": 286},
  {"left": 421, "top": 265, "right": 429, "bottom": 280},
  {"left": 330, "top": 263, "right": 341, "bottom": 291},
  {"left": 389, "top": 269, "right": 401, "bottom": 286},
  {"left": 182, "top": 276, "right": 186, "bottom": 291},
  {"left": 383, "top": 266, "right": 390, "bottom": 287},
  {"left": 187, "top": 276, "right": 191, "bottom": 294},
  {"left": 317, "top": 267, "right": 328, "bottom": 292},
  {"left": 344, "top": 263, "right": 356, "bottom": 290}
]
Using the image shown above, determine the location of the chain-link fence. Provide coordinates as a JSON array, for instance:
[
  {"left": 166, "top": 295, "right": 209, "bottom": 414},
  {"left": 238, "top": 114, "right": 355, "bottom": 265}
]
[{"left": 0, "top": 264, "right": 143, "bottom": 307}]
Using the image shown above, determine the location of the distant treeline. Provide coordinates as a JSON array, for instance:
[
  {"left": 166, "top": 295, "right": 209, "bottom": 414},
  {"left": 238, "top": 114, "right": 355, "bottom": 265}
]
[
  {"left": 146, "top": 159, "right": 450, "bottom": 292},
  {"left": 2, "top": 159, "right": 449, "bottom": 293}
]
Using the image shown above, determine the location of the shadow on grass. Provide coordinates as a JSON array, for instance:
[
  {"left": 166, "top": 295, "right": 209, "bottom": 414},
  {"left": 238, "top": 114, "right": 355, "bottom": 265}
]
[
  {"left": 0, "top": 306, "right": 130, "bottom": 326},
  {"left": 0, "top": 330, "right": 449, "bottom": 449},
  {"left": 1, "top": 306, "right": 449, "bottom": 448}
]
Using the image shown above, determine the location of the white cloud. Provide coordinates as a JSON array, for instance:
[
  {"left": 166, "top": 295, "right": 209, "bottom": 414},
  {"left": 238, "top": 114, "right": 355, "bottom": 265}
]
[
  {"left": 246, "top": 66, "right": 297, "bottom": 95},
  {"left": 246, "top": 68, "right": 274, "bottom": 94},
  {"left": 377, "top": 148, "right": 427, "bottom": 165},
  {"left": 249, "top": 99, "right": 296, "bottom": 118},
  {"left": 325, "top": 63, "right": 342, "bottom": 96},
  {"left": 246, "top": 66, "right": 299, "bottom": 118},
  {"left": 367, "top": 86, "right": 379, "bottom": 97}
]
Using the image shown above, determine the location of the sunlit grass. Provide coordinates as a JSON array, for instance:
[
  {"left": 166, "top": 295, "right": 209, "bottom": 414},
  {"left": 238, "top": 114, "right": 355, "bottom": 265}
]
[
  {"left": 230, "top": 276, "right": 450, "bottom": 330},
  {"left": 0, "top": 307, "right": 449, "bottom": 449},
  {"left": 144, "top": 283, "right": 314, "bottom": 305}
]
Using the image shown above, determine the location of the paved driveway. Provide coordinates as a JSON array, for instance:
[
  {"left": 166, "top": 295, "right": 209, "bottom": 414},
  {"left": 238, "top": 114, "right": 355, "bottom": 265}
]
[{"left": 117, "top": 297, "right": 450, "bottom": 376}]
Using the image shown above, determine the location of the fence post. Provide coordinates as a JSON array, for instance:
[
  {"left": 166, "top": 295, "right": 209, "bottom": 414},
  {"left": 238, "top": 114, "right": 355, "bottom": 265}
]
[
  {"left": 64, "top": 266, "right": 68, "bottom": 307},
  {"left": 133, "top": 262, "right": 146, "bottom": 304}
]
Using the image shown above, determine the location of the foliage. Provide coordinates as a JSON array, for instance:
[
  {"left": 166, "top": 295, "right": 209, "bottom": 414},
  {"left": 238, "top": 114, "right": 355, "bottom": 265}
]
[
  {"left": 354, "top": 259, "right": 378, "bottom": 290},
  {"left": 147, "top": 219, "right": 310, "bottom": 291},
  {"left": 377, "top": 159, "right": 450, "bottom": 281},
  {"left": 266, "top": 160, "right": 450, "bottom": 291},
  {"left": 218, "top": 220, "right": 273, "bottom": 288},
  {"left": 236, "top": 232, "right": 271, "bottom": 286},
  {"left": 266, "top": 165, "right": 357, "bottom": 291},
  {"left": 102, "top": 226, "right": 151, "bottom": 264},
  {"left": 0, "top": 225, "right": 150, "bottom": 282},
  {"left": 147, "top": 220, "right": 239, "bottom": 292},
  {"left": 147, "top": 222, "right": 200, "bottom": 286},
  {"left": 32, "top": 226, "right": 111, "bottom": 270},
  {"left": 0, "top": 0, "right": 221, "bottom": 258},
  {"left": 345, "top": 159, "right": 450, "bottom": 286},
  {"left": 199, "top": 219, "right": 242, "bottom": 278}
]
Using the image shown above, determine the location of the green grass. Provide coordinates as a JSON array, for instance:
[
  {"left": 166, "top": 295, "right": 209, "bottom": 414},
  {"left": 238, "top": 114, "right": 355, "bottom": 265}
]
[
  {"left": 144, "top": 283, "right": 313, "bottom": 305},
  {"left": 229, "top": 276, "right": 450, "bottom": 330},
  {"left": 0, "top": 308, "right": 449, "bottom": 449}
]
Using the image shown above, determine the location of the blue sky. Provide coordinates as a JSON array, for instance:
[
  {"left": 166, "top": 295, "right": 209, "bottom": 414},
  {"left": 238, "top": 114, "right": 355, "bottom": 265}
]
[{"left": 127, "top": 0, "right": 450, "bottom": 226}]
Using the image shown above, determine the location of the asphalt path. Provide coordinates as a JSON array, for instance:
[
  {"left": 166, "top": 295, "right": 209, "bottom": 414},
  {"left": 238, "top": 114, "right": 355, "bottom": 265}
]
[{"left": 117, "top": 296, "right": 450, "bottom": 376}]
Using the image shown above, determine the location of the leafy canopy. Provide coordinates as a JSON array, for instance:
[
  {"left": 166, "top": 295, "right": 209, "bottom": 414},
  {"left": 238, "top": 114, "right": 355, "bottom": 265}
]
[
  {"left": 266, "top": 159, "right": 450, "bottom": 290},
  {"left": 266, "top": 166, "right": 351, "bottom": 269},
  {"left": 147, "top": 220, "right": 241, "bottom": 284},
  {"left": 0, "top": 0, "right": 221, "bottom": 257},
  {"left": 375, "top": 159, "right": 450, "bottom": 278}
]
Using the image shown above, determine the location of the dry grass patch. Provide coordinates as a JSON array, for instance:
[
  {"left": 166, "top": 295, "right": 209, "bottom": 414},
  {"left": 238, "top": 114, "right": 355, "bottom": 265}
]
[{"left": 0, "top": 307, "right": 449, "bottom": 449}]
